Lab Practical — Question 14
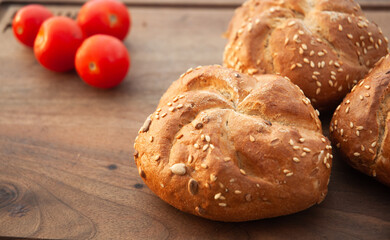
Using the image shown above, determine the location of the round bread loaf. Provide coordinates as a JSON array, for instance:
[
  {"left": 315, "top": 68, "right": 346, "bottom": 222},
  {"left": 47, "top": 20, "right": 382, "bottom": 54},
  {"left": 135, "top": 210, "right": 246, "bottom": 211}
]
[
  {"left": 134, "top": 65, "right": 333, "bottom": 221},
  {"left": 224, "top": 0, "right": 389, "bottom": 111},
  {"left": 330, "top": 54, "right": 390, "bottom": 187}
]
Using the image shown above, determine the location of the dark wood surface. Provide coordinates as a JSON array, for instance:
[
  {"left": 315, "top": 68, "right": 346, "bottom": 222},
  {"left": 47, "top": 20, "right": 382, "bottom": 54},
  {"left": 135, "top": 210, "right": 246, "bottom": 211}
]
[{"left": 0, "top": 2, "right": 389, "bottom": 240}]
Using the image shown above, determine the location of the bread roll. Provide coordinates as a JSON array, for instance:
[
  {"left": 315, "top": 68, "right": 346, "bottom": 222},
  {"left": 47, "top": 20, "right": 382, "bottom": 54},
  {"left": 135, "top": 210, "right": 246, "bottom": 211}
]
[
  {"left": 134, "top": 65, "right": 332, "bottom": 221},
  {"left": 330, "top": 55, "right": 390, "bottom": 186},
  {"left": 224, "top": 0, "right": 388, "bottom": 110}
]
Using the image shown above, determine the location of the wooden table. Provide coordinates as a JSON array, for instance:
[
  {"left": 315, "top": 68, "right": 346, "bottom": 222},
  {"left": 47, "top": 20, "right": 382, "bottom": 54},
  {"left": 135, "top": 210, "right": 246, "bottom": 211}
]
[{"left": 0, "top": 1, "right": 389, "bottom": 239}]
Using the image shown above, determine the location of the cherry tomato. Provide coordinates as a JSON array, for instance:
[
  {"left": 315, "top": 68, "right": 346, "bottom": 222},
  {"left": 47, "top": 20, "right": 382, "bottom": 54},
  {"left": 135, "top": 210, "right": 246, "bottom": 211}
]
[
  {"left": 77, "top": 0, "right": 131, "bottom": 40},
  {"left": 75, "top": 34, "right": 130, "bottom": 88},
  {"left": 12, "top": 4, "right": 53, "bottom": 47},
  {"left": 34, "top": 17, "right": 84, "bottom": 72}
]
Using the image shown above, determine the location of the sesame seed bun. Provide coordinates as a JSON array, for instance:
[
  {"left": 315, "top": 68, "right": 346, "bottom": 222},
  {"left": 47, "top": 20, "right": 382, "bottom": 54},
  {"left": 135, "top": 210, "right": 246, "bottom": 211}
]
[
  {"left": 134, "top": 65, "right": 332, "bottom": 222},
  {"left": 223, "top": 0, "right": 389, "bottom": 111},
  {"left": 330, "top": 54, "right": 390, "bottom": 187}
]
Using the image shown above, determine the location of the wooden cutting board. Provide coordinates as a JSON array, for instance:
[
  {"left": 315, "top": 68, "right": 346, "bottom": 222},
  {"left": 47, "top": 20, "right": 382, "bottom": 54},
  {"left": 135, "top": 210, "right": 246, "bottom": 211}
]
[{"left": 0, "top": 1, "right": 389, "bottom": 239}]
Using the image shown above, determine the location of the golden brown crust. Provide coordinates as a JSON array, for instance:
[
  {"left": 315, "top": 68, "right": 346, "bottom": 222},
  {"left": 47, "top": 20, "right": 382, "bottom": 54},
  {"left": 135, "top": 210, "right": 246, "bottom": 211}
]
[
  {"left": 134, "top": 65, "right": 332, "bottom": 222},
  {"left": 224, "top": 0, "right": 389, "bottom": 111},
  {"left": 330, "top": 54, "right": 390, "bottom": 187}
]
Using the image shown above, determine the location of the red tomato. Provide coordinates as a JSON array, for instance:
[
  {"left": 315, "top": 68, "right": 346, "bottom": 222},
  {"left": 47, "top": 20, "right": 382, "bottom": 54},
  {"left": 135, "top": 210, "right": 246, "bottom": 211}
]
[
  {"left": 34, "top": 17, "right": 84, "bottom": 72},
  {"left": 75, "top": 34, "right": 130, "bottom": 88},
  {"left": 77, "top": 0, "right": 131, "bottom": 40},
  {"left": 12, "top": 4, "right": 53, "bottom": 47}
]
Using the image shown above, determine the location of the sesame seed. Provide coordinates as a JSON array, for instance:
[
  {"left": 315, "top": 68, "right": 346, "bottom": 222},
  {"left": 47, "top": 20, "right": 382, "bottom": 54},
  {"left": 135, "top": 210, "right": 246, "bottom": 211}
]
[
  {"left": 329, "top": 80, "right": 334, "bottom": 87},
  {"left": 365, "top": 93, "right": 370, "bottom": 97},
  {"left": 356, "top": 131, "right": 360, "bottom": 136},
  {"left": 154, "top": 154, "right": 160, "bottom": 161},
  {"left": 350, "top": 122, "right": 354, "bottom": 128},
  {"left": 201, "top": 134, "right": 205, "bottom": 141},
  {"left": 201, "top": 163, "right": 208, "bottom": 169},
  {"left": 230, "top": 178, "right": 236, "bottom": 183},
  {"left": 293, "top": 146, "right": 300, "bottom": 150},
  {"left": 338, "top": 25, "right": 343, "bottom": 31},
  {"left": 321, "top": 138, "right": 326, "bottom": 143},
  {"left": 224, "top": 157, "right": 231, "bottom": 162},
  {"left": 161, "top": 112, "right": 167, "bottom": 117},
  {"left": 310, "top": 50, "right": 315, "bottom": 56},
  {"left": 283, "top": 169, "right": 290, "bottom": 173},
  {"left": 289, "top": 139, "right": 294, "bottom": 145},
  {"left": 293, "top": 157, "right": 300, "bottom": 163},
  {"left": 202, "top": 144, "right": 209, "bottom": 151},
  {"left": 364, "top": 85, "right": 371, "bottom": 90},
  {"left": 210, "top": 174, "right": 217, "bottom": 182},
  {"left": 298, "top": 30, "right": 305, "bottom": 35},
  {"left": 299, "top": 138, "right": 305, "bottom": 143},
  {"left": 353, "top": 152, "right": 360, "bottom": 157},
  {"left": 240, "top": 169, "right": 247, "bottom": 175},
  {"left": 286, "top": 172, "right": 294, "bottom": 177},
  {"left": 348, "top": 17, "right": 352, "bottom": 23},
  {"left": 250, "top": 135, "right": 255, "bottom": 142},
  {"left": 379, "top": 39, "right": 383, "bottom": 45},
  {"left": 304, "top": 58, "right": 310, "bottom": 64},
  {"left": 346, "top": 107, "right": 350, "bottom": 113},
  {"left": 299, "top": 48, "right": 304, "bottom": 55},
  {"left": 369, "top": 148, "right": 375, "bottom": 154},
  {"left": 234, "top": 190, "right": 242, "bottom": 194},
  {"left": 188, "top": 155, "right": 193, "bottom": 164},
  {"left": 194, "top": 143, "right": 200, "bottom": 149},
  {"left": 167, "top": 102, "right": 172, "bottom": 106},
  {"left": 288, "top": 21, "right": 296, "bottom": 26},
  {"left": 214, "top": 193, "right": 222, "bottom": 199},
  {"left": 176, "top": 104, "right": 183, "bottom": 109},
  {"left": 302, "top": 44, "right": 308, "bottom": 50},
  {"left": 290, "top": 64, "right": 297, "bottom": 70},
  {"left": 210, "top": 144, "right": 215, "bottom": 149},
  {"left": 326, "top": 163, "right": 331, "bottom": 169},
  {"left": 361, "top": 145, "right": 365, "bottom": 151},
  {"left": 371, "top": 141, "right": 377, "bottom": 147},
  {"left": 285, "top": 38, "right": 289, "bottom": 45},
  {"left": 150, "top": 136, "right": 154, "bottom": 142},
  {"left": 316, "top": 88, "right": 321, "bottom": 95},
  {"left": 303, "top": 147, "right": 311, "bottom": 152},
  {"left": 356, "top": 126, "right": 364, "bottom": 130},
  {"left": 168, "top": 107, "right": 175, "bottom": 112},
  {"left": 179, "top": 95, "right": 185, "bottom": 99},
  {"left": 372, "top": 170, "right": 377, "bottom": 177},
  {"left": 297, "top": 63, "right": 303, "bottom": 68},
  {"left": 360, "top": 95, "right": 364, "bottom": 100},
  {"left": 245, "top": 194, "right": 252, "bottom": 202},
  {"left": 205, "top": 135, "right": 211, "bottom": 142},
  {"left": 347, "top": 34, "right": 353, "bottom": 39}
]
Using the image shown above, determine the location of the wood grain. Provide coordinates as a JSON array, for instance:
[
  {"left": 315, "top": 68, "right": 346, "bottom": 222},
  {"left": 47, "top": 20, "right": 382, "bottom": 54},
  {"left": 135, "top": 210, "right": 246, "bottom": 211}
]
[{"left": 0, "top": 3, "right": 389, "bottom": 240}]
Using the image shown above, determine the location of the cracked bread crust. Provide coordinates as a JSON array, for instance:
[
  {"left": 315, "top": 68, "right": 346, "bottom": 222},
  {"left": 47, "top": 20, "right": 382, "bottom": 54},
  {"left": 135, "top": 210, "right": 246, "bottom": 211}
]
[
  {"left": 330, "top": 54, "right": 390, "bottom": 187},
  {"left": 223, "top": 0, "right": 389, "bottom": 111},
  {"left": 134, "top": 65, "right": 332, "bottom": 222}
]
